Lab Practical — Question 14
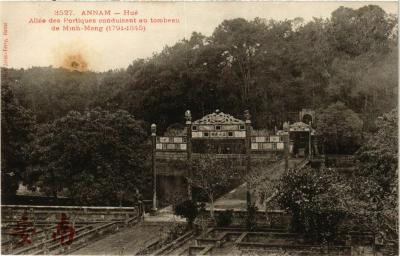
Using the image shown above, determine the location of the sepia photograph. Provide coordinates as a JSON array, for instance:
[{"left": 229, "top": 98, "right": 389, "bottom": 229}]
[{"left": 0, "top": 1, "right": 398, "bottom": 255}]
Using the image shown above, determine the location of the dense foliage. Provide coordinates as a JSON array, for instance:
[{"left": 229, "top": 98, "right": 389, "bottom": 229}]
[
  {"left": 31, "top": 108, "right": 150, "bottom": 205},
  {"left": 174, "top": 200, "right": 200, "bottom": 228},
  {"left": 354, "top": 109, "right": 398, "bottom": 247},
  {"left": 277, "top": 167, "right": 350, "bottom": 243},
  {"left": 215, "top": 209, "right": 233, "bottom": 227},
  {"left": 2, "top": 5, "right": 397, "bottom": 133},
  {"left": 1, "top": 85, "right": 36, "bottom": 196},
  {"left": 356, "top": 109, "right": 397, "bottom": 192},
  {"left": 277, "top": 109, "right": 398, "bottom": 247},
  {"left": 245, "top": 203, "right": 258, "bottom": 231},
  {"left": 315, "top": 102, "right": 363, "bottom": 154}
]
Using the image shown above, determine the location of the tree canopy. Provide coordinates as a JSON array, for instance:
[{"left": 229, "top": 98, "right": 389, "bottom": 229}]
[
  {"left": 315, "top": 102, "right": 363, "bottom": 154},
  {"left": 2, "top": 5, "right": 397, "bottom": 132},
  {"left": 188, "top": 154, "right": 235, "bottom": 218},
  {"left": 1, "top": 85, "right": 36, "bottom": 196},
  {"left": 31, "top": 108, "right": 150, "bottom": 205}
]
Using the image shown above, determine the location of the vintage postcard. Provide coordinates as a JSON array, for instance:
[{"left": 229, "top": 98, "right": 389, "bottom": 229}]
[{"left": 0, "top": 1, "right": 398, "bottom": 255}]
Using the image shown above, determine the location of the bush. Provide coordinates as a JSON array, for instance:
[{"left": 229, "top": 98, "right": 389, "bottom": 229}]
[
  {"left": 216, "top": 210, "right": 233, "bottom": 227},
  {"left": 246, "top": 203, "right": 258, "bottom": 231},
  {"left": 174, "top": 200, "right": 199, "bottom": 228}
]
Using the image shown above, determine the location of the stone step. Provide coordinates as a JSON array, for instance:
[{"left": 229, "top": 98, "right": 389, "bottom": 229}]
[{"left": 144, "top": 216, "right": 186, "bottom": 223}]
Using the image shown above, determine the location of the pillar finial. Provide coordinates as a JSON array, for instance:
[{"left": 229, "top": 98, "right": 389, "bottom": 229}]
[
  {"left": 283, "top": 121, "right": 289, "bottom": 131},
  {"left": 244, "top": 110, "right": 251, "bottom": 123},
  {"left": 185, "top": 110, "right": 192, "bottom": 124},
  {"left": 151, "top": 123, "right": 156, "bottom": 136},
  {"left": 185, "top": 110, "right": 192, "bottom": 122}
]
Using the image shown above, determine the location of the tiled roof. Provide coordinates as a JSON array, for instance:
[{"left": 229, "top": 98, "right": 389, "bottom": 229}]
[
  {"left": 290, "top": 122, "right": 310, "bottom": 128},
  {"left": 290, "top": 122, "right": 312, "bottom": 131}
]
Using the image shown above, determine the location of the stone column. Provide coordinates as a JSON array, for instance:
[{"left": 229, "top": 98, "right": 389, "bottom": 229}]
[
  {"left": 309, "top": 121, "right": 313, "bottom": 160},
  {"left": 244, "top": 110, "right": 252, "bottom": 207},
  {"left": 151, "top": 123, "right": 157, "bottom": 211},
  {"left": 185, "top": 110, "right": 192, "bottom": 200},
  {"left": 283, "top": 121, "right": 290, "bottom": 171}
]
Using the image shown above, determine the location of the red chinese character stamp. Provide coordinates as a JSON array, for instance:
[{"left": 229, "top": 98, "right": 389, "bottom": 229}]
[
  {"left": 9, "top": 211, "right": 36, "bottom": 246},
  {"left": 52, "top": 213, "right": 75, "bottom": 245}
]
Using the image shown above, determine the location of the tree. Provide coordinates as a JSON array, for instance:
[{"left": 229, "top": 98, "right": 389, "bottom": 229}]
[
  {"left": 315, "top": 102, "right": 363, "bottom": 154},
  {"left": 212, "top": 18, "right": 265, "bottom": 108},
  {"left": 8, "top": 67, "right": 99, "bottom": 123},
  {"left": 188, "top": 154, "right": 234, "bottom": 219},
  {"left": 276, "top": 167, "right": 351, "bottom": 243},
  {"left": 1, "top": 84, "right": 36, "bottom": 196},
  {"left": 327, "top": 48, "right": 397, "bottom": 129},
  {"left": 328, "top": 5, "right": 396, "bottom": 57},
  {"left": 357, "top": 109, "right": 397, "bottom": 191},
  {"left": 32, "top": 108, "right": 150, "bottom": 205},
  {"left": 245, "top": 165, "right": 278, "bottom": 212},
  {"left": 354, "top": 109, "right": 398, "bottom": 248}
]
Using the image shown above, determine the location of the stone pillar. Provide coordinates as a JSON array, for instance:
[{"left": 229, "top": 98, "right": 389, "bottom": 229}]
[
  {"left": 309, "top": 121, "right": 313, "bottom": 160},
  {"left": 283, "top": 121, "right": 290, "bottom": 172},
  {"left": 151, "top": 123, "right": 157, "bottom": 211},
  {"left": 244, "top": 110, "right": 252, "bottom": 207},
  {"left": 185, "top": 110, "right": 192, "bottom": 200}
]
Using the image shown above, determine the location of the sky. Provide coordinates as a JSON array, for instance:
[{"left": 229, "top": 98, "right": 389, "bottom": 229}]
[{"left": 1, "top": 1, "right": 398, "bottom": 72}]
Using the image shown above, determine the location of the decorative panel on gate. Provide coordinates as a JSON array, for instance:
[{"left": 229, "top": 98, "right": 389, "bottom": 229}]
[
  {"left": 191, "top": 110, "right": 246, "bottom": 139},
  {"left": 251, "top": 135, "right": 284, "bottom": 151},
  {"left": 269, "top": 136, "right": 281, "bottom": 142},
  {"left": 156, "top": 136, "right": 187, "bottom": 151},
  {"left": 191, "top": 127, "right": 246, "bottom": 138}
]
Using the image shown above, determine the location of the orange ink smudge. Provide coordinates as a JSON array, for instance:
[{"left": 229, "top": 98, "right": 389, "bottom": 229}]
[
  {"left": 52, "top": 40, "right": 99, "bottom": 72},
  {"left": 61, "top": 53, "right": 88, "bottom": 72}
]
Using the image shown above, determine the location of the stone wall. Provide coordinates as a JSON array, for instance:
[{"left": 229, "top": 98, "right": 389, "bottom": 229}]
[{"left": 207, "top": 209, "right": 292, "bottom": 230}]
